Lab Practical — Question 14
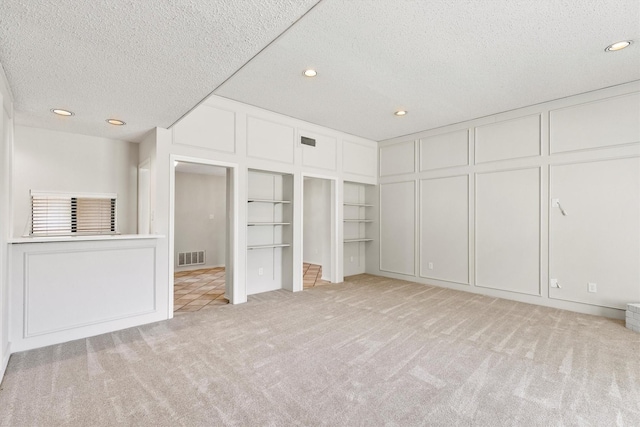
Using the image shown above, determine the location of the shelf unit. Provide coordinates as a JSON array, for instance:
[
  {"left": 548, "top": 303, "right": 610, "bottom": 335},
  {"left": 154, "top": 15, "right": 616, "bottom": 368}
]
[
  {"left": 247, "top": 243, "right": 291, "bottom": 250},
  {"left": 248, "top": 199, "right": 291, "bottom": 204},
  {"left": 343, "top": 182, "right": 375, "bottom": 277},
  {"left": 343, "top": 238, "right": 373, "bottom": 243},
  {"left": 246, "top": 170, "right": 293, "bottom": 295}
]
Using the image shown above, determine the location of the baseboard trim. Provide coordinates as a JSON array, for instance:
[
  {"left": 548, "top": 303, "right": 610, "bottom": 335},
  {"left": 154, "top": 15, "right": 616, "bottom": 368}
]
[
  {"left": 175, "top": 264, "right": 224, "bottom": 273},
  {"left": 0, "top": 343, "right": 11, "bottom": 384}
]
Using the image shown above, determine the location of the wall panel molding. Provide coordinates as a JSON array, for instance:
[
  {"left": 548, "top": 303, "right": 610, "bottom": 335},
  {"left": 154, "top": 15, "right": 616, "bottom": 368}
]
[
  {"left": 173, "top": 104, "right": 236, "bottom": 153},
  {"left": 22, "top": 245, "right": 156, "bottom": 337},
  {"left": 550, "top": 92, "right": 640, "bottom": 154},
  {"left": 475, "top": 167, "right": 541, "bottom": 296},
  {"left": 474, "top": 114, "right": 541, "bottom": 164},
  {"left": 246, "top": 116, "right": 295, "bottom": 164},
  {"left": 420, "top": 129, "right": 469, "bottom": 171},
  {"left": 380, "top": 140, "right": 415, "bottom": 177},
  {"left": 379, "top": 181, "right": 416, "bottom": 276}
]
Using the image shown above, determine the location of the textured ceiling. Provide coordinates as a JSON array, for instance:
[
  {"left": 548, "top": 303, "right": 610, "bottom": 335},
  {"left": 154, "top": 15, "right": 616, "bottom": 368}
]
[
  {"left": 0, "top": 0, "right": 320, "bottom": 141},
  {"left": 1, "top": 1, "right": 638, "bottom": 144},
  {"left": 216, "top": 0, "right": 640, "bottom": 141}
]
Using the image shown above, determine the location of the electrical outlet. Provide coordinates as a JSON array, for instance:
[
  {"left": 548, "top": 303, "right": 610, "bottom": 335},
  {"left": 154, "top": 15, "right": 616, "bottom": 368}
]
[
  {"left": 258, "top": 268, "right": 264, "bottom": 276},
  {"left": 350, "top": 256, "right": 354, "bottom": 263},
  {"left": 428, "top": 262, "right": 434, "bottom": 270},
  {"left": 588, "top": 282, "right": 597, "bottom": 293},
  {"left": 550, "top": 278, "right": 559, "bottom": 288},
  {"left": 209, "top": 214, "right": 215, "bottom": 220}
]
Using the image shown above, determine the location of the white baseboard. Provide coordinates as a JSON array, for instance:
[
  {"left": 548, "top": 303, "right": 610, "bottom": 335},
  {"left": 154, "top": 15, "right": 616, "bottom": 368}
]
[
  {"left": 0, "top": 343, "right": 10, "bottom": 383},
  {"left": 175, "top": 264, "right": 224, "bottom": 273}
]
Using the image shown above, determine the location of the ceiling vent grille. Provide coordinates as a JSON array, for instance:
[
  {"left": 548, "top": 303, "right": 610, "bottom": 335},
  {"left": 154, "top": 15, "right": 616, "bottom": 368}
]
[{"left": 301, "top": 136, "right": 316, "bottom": 147}]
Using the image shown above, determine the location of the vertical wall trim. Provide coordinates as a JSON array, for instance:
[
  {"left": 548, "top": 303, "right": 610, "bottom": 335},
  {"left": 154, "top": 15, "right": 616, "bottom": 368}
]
[{"left": 468, "top": 127, "right": 476, "bottom": 286}]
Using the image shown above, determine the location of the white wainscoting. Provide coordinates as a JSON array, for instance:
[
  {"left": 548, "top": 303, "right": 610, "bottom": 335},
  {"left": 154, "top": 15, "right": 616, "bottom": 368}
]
[
  {"left": 379, "top": 181, "right": 416, "bottom": 276},
  {"left": 549, "top": 157, "right": 640, "bottom": 309},
  {"left": 10, "top": 236, "right": 166, "bottom": 352}
]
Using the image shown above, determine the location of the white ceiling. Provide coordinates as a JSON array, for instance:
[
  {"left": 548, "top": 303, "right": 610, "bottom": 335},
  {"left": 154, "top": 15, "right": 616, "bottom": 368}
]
[
  {"left": 0, "top": 1, "right": 638, "bottom": 143},
  {"left": 216, "top": 0, "right": 640, "bottom": 141},
  {"left": 0, "top": 0, "right": 320, "bottom": 141}
]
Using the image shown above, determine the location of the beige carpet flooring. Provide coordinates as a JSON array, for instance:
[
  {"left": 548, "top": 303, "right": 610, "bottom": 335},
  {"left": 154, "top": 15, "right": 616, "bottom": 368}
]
[{"left": 1, "top": 274, "right": 639, "bottom": 426}]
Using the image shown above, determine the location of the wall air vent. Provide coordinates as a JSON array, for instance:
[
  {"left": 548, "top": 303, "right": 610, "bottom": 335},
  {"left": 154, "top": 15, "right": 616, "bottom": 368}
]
[
  {"left": 177, "top": 250, "right": 206, "bottom": 267},
  {"left": 301, "top": 136, "right": 316, "bottom": 147}
]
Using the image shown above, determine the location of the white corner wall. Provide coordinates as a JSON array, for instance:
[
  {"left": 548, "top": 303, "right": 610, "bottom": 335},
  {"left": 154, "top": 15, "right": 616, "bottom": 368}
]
[
  {"left": 375, "top": 82, "right": 640, "bottom": 319},
  {"left": 174, "top": 172, "right": 226, "bottom": 269},
  {"left": 0, "top": 63, "right": 14, "bottom": 378},
  {"left": 12, "top": 126, "right": 139, "bottom": 236}
]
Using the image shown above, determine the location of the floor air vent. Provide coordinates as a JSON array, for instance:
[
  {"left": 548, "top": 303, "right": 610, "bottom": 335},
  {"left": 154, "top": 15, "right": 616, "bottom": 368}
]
[{"left": 177, "top": 251, "right": 206, "bottom": 267}]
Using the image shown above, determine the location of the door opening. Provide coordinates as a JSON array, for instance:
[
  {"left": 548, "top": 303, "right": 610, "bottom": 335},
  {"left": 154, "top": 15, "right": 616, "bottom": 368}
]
[
  {"left": 173, "top": 161, "right": 231, "bottom": 313},
  {"left": 302, "top": 176, "right": 333, "bottom": 289}
]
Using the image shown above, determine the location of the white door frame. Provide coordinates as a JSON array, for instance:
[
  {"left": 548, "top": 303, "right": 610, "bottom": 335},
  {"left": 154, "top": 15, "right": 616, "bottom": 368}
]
[
  {"left": 169, "top": 155, "right": 241, "bottom": 310},
  {"left": 301, "top": 172, "right": 340, "bottom": 284}
]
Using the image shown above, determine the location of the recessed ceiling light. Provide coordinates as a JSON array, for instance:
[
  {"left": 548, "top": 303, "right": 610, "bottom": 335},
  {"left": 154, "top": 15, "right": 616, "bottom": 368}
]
[
  {"left": 106, "top": 119, "right": 126, "bottom": 126},
  {"left": 51, "top": 108, "right": 74, "bottom": 116},
  {"left": 394, "top": 110, "right": 408, "bottom": 116},
  {"left": 605, "top": 40, "right": 632, "bottom": 52},
  {"left": 303, "top": 69, "right": 317, "bottom": 77}
]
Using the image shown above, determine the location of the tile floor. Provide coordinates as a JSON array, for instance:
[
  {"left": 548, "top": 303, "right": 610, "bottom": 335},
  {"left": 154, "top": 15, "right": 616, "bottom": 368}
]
[
  {"left": 303, "top": 263, "right": 331, "bottom": 289},
  {"left": 174, "top": 267, "right": 228, "bottom": 313},
  {"left": 174, "top": 264, "right": 330, "bottom": 313}
]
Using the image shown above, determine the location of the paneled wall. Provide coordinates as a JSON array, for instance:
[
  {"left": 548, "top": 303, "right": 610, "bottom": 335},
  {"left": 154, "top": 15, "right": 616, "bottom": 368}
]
[
  {"left": 376, "top": 82, "right": 640, "bottom": 318},
  {"left": 167, "top": 94, "right": 378, "bottom": 304}
]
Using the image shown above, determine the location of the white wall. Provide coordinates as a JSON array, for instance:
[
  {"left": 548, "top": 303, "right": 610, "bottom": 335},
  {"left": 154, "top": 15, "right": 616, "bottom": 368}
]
[
  {"left": 12, "top": 126, "right": 139, "bottom": 236},
  {"left": 174, "top": 172, "right": 226, "bottom": 269},
  {"left": 168, "top": 94, "right": 378, "bottom": 304},
  {"left": 303, "top": 178, "right": 329, "bottom": 266},
  {"left": 0, "top": 63, "right": 14, "bottom": 379},
  {"left": 376, "top": 82, "right": 640, "bottom": 318}
]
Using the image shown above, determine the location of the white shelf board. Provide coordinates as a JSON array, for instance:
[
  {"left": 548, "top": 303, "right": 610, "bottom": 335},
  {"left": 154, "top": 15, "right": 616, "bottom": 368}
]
[
  {"left": 343, "top": 203, "right": 373, "bottom": 207},
  {"left": 247, "top": 222, "right": 290, "bottom": 226},
  {"left": 343, "top": 219, "right": 373, "bottom": 223},
  {"left": 247, "top": 243, "right": 291, "bottom": 250},
  {"left": 248, "top": 199, "right": 291, "bottom": 204},
  {"left": 343, "top": 238, "right": 374, "bottom": 243}
]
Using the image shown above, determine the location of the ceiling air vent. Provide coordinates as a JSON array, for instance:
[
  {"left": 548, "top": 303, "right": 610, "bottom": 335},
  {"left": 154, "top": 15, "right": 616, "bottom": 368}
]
[{"left": 301, "top": 136, "right": 316, "bottom": 147}]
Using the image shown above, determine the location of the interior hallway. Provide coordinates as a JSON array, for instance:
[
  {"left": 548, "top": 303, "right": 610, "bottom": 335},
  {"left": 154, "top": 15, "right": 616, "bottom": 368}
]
[{"left": 174, "top": 263, "right": 331, "bottom": 312}]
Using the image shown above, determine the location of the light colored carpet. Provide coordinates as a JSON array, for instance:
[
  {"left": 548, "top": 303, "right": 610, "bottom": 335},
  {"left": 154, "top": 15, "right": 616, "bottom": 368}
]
[{"left": 1, "top": 274, "right": 639, "bottom": 426}]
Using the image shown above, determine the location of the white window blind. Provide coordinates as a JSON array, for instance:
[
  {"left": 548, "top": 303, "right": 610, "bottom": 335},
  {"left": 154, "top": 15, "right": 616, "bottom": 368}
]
[{"left": 30, "top": 192, "right": 117, "bottom": 236}]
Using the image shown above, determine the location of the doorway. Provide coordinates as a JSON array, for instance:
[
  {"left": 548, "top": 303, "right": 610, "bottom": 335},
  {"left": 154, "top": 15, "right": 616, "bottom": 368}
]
[
  {"left": 302, "top": 176, "right": 334, "bottom": 289},
  {"left": 173, "top": 161, "right": 231, "bottom": 313}
]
